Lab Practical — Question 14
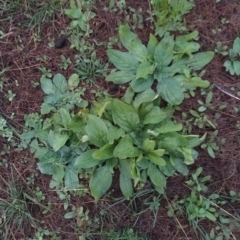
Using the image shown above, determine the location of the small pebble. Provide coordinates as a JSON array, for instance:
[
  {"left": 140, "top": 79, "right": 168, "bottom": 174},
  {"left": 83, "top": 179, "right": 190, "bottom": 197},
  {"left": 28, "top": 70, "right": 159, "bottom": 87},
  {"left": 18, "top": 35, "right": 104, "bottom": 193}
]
[
  {"left": 109, "top": 83, "right": 119, "bottom": 92},
  {"left": 54, "top": 37, "right": 67, "bottom": 49}
]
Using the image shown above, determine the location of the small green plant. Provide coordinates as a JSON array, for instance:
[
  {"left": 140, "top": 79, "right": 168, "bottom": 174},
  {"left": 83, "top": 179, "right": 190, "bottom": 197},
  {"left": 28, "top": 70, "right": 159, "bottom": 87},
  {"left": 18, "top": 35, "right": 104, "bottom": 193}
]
[
  {"left": 102, "top": 227, "right": 150, "bottom": 240},
  {"left": 64, "top": 0, "right": 95, "bottom": 36},
  {"left": 201, "top": 130, "right": 219, "bottom": 158},
  {"left": 74, "top": 51, "right": 109, "bottom": 85},
  {"left": 20, "top": 227, "right": 60, "bottom": 240},
  {"left": 150, "top": 0, "right": 195, "bottom": 37},
  {"left": 197, "top": 91, "right": 213, "bottom": 112},
  {"left": 40, "top": 73, "right": 88, "bottom": 114},
  {"left": 21, "top": 86, "right": 206, "bottom": 200},
  {"left": 215, "top": 41, "right": 228, "bottom": 56},
  {"left": 105, "top": 0, "right": 126, "bottom": 13},
  {"left": 107, "top": 25, "right": 213, "bottom": 105},
  {"left": 0, "top": 172, "right": 36, "bottom": 239},
  {"left": 59, "top": 55, "right": 72, "bottom": 70},
  {"left": 189, "top": 110, "right": 216, "bottom": 129},
  {"left": 167, "top": 168, "right": 240, "bottom": 240},
  {"left": 7, "top": 90, "right": 15, "bottom": 101},
  {"left": 33, "top": 187, "right": 45, "bottom": 202},
  {"left": 39, "top": 67, "right": 52, "bottom": 78},
  {"left": 224, "top": 37, "right": 240, "bottom": 75},
  {"left": 0, "top": 115, "right": 14, "bottom": 142}
]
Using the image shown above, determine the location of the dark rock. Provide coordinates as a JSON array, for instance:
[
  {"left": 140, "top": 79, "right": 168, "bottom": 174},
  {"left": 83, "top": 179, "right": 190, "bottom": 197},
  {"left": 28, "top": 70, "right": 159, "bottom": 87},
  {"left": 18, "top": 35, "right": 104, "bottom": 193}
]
[
  {"left": 54, "top": 37, "right": 67, "bottom": 49},
  {"left": 109, "top": 83, "right": 119, "bottom": 92}
]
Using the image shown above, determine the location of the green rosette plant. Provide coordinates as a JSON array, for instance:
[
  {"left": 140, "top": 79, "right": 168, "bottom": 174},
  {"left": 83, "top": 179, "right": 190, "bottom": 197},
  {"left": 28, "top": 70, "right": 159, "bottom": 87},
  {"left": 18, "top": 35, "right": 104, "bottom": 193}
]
[
  {"left": 21, "top": 88, "right": 206, "bottom": 200},
  {"left": 106, "top": 25, "right": 214, "bottom": 105}
]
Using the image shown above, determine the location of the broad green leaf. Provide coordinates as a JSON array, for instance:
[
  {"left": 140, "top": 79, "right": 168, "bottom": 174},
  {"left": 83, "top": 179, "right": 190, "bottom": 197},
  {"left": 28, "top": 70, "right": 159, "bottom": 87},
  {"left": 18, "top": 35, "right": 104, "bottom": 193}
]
[
  {"left": 130, "top": 77, "right": 154, "bottom": 93},
  {"left": 40, "top": 76, "right": 57, "bottom": 94},
  {"left": 142, "top": 139, "right": 156, "bottom": 152},
  {"left": 186, "top": 133, "right": 207, "bottom": 148},
  {"left": 64, "top": 8, "right": 82, "bottom": 19},
  {"left": 37, "top": 161, "right": 53, "bottom": 175},
  {"left": 175, "top": 51, "right": 214, "bottom": 72},
  {"left": 147, "top": 149, "right": 166, "bottom": 166},
  {"left": 136, "top": 61, "right": 154, "bottom": 79},
  {"left": 207, "top": 146, "right": 215, "bottom": 158},
  {"left": 41, "top": 103, "right": 54, "bottom": 115},
  {"left": 154, "top": 36, "right": 174, "bottom": 66},
  {"left": 64, "top": 211, "right": 76, "bottom": 219},
  {"left": 174, "top": 74, "right": 210, "bottom": 90},
  {"left": 133, "top": 88, "right": 156, "bottom": 108},
  {"left": 37, "top": 151, "right": 57, "bottom": 175},
  {"left": 143, "top": 106, "right": 168, "bottom": 125},
  {"left": 177, "top": 147, "right": 195, "bottom": 165},
  {"left": 147, "top": 163, "right": 166, "bottom": 189},
  {"left": 52, "top": 165, "right": 65, "bottom": 183},
  {"left": 119, "top": 25, "right": 148, "bottom": 62},
  {"left": 119, "top": 172, "right": 133, "bottom": 199},
  {"left": 75, "top": 149, "right": 99, "bottom": 169},
  {"left": 59, "top": 108, "right": 71, "bottom": 128},
  {"left": 65, "top": 165, "right": 79, "bottom": 190},
  {"left": 21, "top": 131, "right": 35, "bottom": 141},
  {"left": 130, "top": 161, "right": 140, "bottom": 183},
  {"left": 233, "top": 61, "right": 240, "bottom": 75},
  {"left": 35, "top": 129, "right": 48, "bottom": 142},
  {"left": 119, "top": 160, "right": 132, "bottom": 178},
  {"left": 112, "top": 99, "right": 140, "bottom": 132},
  {"left": 92, "top": 100, "right": 110, "bottom": 118},
  {"left": 233, "top": 37, "right": 240, "bottom": 53},
  {"left": 174, "top": 158, "right": 189, "bottom": 176},
  {"left": 147, "top": 34, "right": 158, "bottom": 56},
  {"left": 206, "top": 211, "right": 217, "bottom": 222},
  {"left": 43, "top": 93, "right": 60, "bottom": 105},
  {"left": 175, "top": 31, "right": 200, "bottom": 58},
  {"left": 53, "top": 73, "right": 68, "bottom": 93},
  {"left": 137, "top": 102, "right": 154, "bottom": 118},
  {"left": 156, "top": 120, "right": 182, "bottom": 133},
  {"left": 107, "top": 49, "right": 139, "bottom": 72},
  {"left": 122, "top": 86, "right": 135, "bottom": 104},
  {"left": 157, "top": 78, "right": 184, "bottom": 105},
  {"left": 160, "top": 132, "right": 187, "bottom": 152},
  {"left": 85, "top": 115, "right": 108, "bottom": 147},
  {"left": 90, "top": 166, "right": 112, "bottom": 200},
  {"left": 224, "top": 60, "right": 234, "bottom": 75},
  {"left": 106, "top": 71, "right": 135, "bottom": 84},
  {"left": 92, "top": 144, "right": 115, "bottom": 160},
  {"left": 68, "top": 73, "right": 80, "bottom": 90},
  {"left": 113, "top": 135, "right": 141, "bottom": 159},
  {"left": 159, "top": 160, "right": 175, "bottom": 176},
  {"left": 48, "top": 130, "right": 69, "bottom": 152},
  {"left": 107, "top": 125, "right": 124, "bottom": 144}
]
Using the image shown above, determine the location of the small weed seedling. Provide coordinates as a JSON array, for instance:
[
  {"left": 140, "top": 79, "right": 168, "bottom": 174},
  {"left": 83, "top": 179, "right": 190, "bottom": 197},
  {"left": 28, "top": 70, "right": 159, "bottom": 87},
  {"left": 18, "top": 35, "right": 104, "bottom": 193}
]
[
  {"left": 59, "top": 55, "right": 72, "bottom": 70},
  {"left": 64, "top": 0, "right": 95, "bottom": 36},
  {"left": 7, "top": 90, "right": 16, "bottom": 101},
  {"left": 224, "top": 37, "right": 240, "bottom": 75},
  {"left": 0, "top": 115, "right": 14, "bottom": 142},
  {"left": 198, "top": 91, "right": 213, "bottom": 112},
  {"left": 167, "top": 168, "right": 240, "bottom": 239},
  {"left": 189, "top": 110, "right": 216, "bottom": 129},
  {"left": 0, "top": 172, "right": 36, "bottom": 239},
  {"left": 74, "top": 51, "right": 109, "bottom": 85},
  {"left": 39, "top": 67, "right": 52, "bottom": 78},
  {"left": 39, "top": 73, "right": 87, "bottom": 114},
  {"left": 150, "top": 0, "right": 195, "bottom": 37},
  {"left": 201, "top": 130, "right": 219, "bottom": 158},
  {"left": 215, "top": 41, "right": 228, "bottom": 56},
  {"left": 101, "top": 227, "right": 150, "bottom": 240}
]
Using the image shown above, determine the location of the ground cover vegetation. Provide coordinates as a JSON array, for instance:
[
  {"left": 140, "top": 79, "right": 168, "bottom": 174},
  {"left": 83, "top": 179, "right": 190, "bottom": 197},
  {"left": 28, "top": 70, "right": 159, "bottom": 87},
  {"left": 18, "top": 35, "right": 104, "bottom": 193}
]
[{"left": 1, "top": 0, "right": 240, "bottom": 239}]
